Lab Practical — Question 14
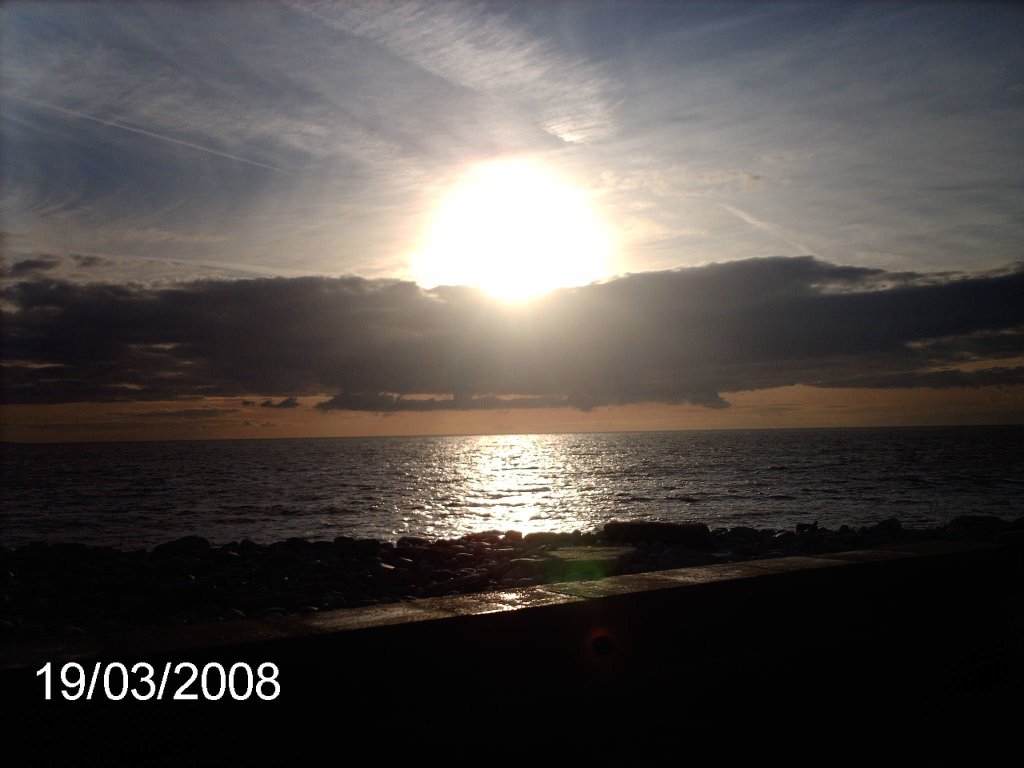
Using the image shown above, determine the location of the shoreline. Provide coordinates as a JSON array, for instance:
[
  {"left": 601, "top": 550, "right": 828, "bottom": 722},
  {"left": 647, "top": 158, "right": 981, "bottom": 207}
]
[{"left": 2, "top": 514, "right": 1021, "bottom": 642}]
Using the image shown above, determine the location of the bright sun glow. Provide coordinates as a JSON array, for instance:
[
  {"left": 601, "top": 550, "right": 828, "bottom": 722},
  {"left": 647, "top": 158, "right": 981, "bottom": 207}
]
[{"left": 412, "top": 158, "right": 613, "bottom": 302}]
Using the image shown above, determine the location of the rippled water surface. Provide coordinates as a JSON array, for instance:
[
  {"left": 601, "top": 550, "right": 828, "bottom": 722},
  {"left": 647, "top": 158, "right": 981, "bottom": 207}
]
[{"left": 2, "top": 426, "right": 1021, "bottom": 549}]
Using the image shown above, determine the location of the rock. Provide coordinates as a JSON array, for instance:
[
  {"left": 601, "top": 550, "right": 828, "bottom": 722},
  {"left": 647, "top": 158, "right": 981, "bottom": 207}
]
[
  {"left": 397, "top": 536, "right": 431, "bottom": 548},
  {"left": 356, "top": 539, "right": 383, "bottom": 556},
  {"left": 464, "top": 531, "right": 503, "bottom": 544},
  {"left": 796, "top": 521, "right": 818, "bottom": 535},
  {"left": 163, "top": 574, "right": 197, "bottom": 593},
  {"left": 52, "top": 542, "right": 90, "bottom": 559},
  {"left": 522, "top": 532, "right": 578, "bottom": 548},
  {"left": 485, "top": 560, "right": 514, "bottom": 578},
  {"left": 501, "top": 557, "right": 551, "bottom": 580},
  {"left": 725, "top": 526, "right": 762, "bottom": 539},
  {"left": 414, "top": 561, "right": 436, "bottom": 576},
  {"left": 333, "top": 535, "right": 358, "bottom": 551},
  {"left": 870, "top": 518, "right": 902, "bottom": 535},
  {"left": 153, "top": 536, "right": 211, "bottom": 557},
  {"left": 239, "top": 539, "right": 260, "bottom": 558},
  {"left": 945, "top": 515, "right": 1010, "bottom": 539},
  {"left": 396, "top": 545, "right": 447, "bottom": 564},
  {"left": 716, "top": 526, "right": 772, "bottom": 556},
  {"left": 262, "top": 547, "right": 303, "bottom": 568},
  {"left": 603, "top": 521, "right": 711, "bottom": 548},
  {"left": 312, "top": 540, "right": 336, "bottom": 555}
]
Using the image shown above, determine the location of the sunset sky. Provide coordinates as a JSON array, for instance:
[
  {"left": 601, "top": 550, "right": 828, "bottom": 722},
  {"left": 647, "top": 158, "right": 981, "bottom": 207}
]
[{"left": 2, "top": 1, "right": 1022, "bottom": 442}]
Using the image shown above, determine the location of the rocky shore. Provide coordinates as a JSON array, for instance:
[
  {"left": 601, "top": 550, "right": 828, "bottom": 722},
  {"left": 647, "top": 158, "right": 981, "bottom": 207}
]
[{"left": 2, "top": 515, "right": 1021, "bottom": 642}]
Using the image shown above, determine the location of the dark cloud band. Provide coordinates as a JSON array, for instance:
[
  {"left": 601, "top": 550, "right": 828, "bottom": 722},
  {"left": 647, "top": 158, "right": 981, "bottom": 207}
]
[{"left": 2, "top": 257, "right": 1022, "bottom": 410}]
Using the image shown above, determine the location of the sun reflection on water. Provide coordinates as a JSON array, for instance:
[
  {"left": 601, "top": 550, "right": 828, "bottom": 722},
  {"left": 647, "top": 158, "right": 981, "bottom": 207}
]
[
  {"left": 458, "top": 434, "right": 568, "bottom": 536},
  {"left": 385, "top": 430, "right": 678, "bottom": 541},
  {"left": 389, "top": 432, "right": 603, "bottom": 540}
]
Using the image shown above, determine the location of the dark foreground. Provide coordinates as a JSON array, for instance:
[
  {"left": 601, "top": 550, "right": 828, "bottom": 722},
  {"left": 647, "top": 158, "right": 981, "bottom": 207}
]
[
  {"left": 3, "top": 514, "right": 1021, "bottom": 642},
  {"left": 3, "top": 530, "right": 1023, "bottom": 763}
]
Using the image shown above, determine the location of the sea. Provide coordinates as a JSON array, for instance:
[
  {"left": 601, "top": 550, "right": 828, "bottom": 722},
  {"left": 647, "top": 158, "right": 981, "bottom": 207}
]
[{"left": 1, "top": 426, "right": 1021, "bottom": 550}]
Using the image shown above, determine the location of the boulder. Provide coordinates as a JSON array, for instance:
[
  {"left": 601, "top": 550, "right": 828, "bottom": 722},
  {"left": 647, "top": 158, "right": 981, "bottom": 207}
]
[
  {"left": 870, "top": 518, "right": 902, "bottom": 535},
  {"left": 603, "top": 521, "right": 711, "bottom": 548},
  {"left": 152, "top": 536, "right": 211, "bottom": 557},
  {"left": 522, "top": 531, "right": 579, "bottom": 548},
  {"left": 945, "top": 515, "right": 1011, "bottom": 539}
]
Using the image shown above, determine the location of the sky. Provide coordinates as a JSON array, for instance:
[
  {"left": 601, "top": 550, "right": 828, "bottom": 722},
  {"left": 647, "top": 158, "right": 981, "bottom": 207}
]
[{"left": 1, "top": 0, "right": 1022, "bottom": 441}]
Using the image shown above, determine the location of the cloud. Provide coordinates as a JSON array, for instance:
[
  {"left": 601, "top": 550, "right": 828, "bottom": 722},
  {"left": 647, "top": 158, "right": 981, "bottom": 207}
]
[
  {"left": 8, "top": 95, "right": 285, "bottom": 173},
  {"left": 2, "top": 257, "right": 1022, "bottom": 409},
  {"left": 315, "top": 392, "right": 569, "bottom": 412},
  {"left": 817, "top": 367, "right": 1024, "bottom": 390},
  {"left": 2, "top": 256, "right": 62, "bottom": 277},
  {"left": 130, "top": 408, "right": 237, "bottom": 420},
  {"left": 4, "top": 2, "right": 1022, "bottom": 285},
  {"left": 113, "top": 229, "right": 229, "bottom": 246},
  {"left": 1, "top": 252, "right": 115, "bottom": 283},
  {"left": 718, "top": 203, "right": 811, "bottom": 256},
  {"left": 69, "top": 254, "right": 110, "bottom": 269},
  {"left": 260, "top": 397, "right": 300, "bottom": 409},
  {"left": 1, "top": 1, "right": 628, "bottom": 282},
  {"left": 300, "top": 0, "right": 617, "bottom": 143}
]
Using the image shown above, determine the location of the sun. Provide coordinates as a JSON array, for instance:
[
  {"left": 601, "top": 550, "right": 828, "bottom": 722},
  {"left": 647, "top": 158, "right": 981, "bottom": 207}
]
[{"left": 411, "top": 158, "right": 613, "bottom": 302}]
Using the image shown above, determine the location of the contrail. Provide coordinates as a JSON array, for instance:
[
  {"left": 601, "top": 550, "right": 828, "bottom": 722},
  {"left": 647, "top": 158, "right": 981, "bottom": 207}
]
[
  {"left": 10, "top": 94, "right": 285, "bottom": 173},
  {"left": 718, "top": 202, "right": 811, "bottom": 255}
]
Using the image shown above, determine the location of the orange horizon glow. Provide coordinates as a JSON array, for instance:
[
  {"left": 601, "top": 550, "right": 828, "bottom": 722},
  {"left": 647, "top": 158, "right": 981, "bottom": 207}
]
[{"left": 2, "top": 384, "right": 1021, "bottom": 444}]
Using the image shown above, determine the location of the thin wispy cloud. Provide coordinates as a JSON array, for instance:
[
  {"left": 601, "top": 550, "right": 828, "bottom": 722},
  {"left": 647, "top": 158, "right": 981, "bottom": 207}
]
[
  {"left": 299, "top": 0, "right": 618, "bottom": 144},
  {"left": 10, "top": 96, "right": 286, "bottom": 173},
  {"left": 718, "top": 203, "right": 812, "bottom": 256},
  {"left": 3, "top": 1, "right": 1022, "bottom": 280}
]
